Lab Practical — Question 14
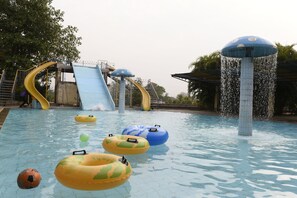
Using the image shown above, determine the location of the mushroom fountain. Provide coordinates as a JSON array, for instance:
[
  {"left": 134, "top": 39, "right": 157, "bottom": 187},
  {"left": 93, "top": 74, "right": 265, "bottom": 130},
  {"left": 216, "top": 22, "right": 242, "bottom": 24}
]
[
  {"left": 221, "top": 36, "right": 277, "bottom": 136},
  {"left": 111, "top": 69, "right": 134, "bottom": 113}
]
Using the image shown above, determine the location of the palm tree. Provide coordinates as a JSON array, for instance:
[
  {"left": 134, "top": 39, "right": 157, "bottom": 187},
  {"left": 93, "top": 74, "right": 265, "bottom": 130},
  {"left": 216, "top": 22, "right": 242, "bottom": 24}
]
[{"left": 188, "top": 51, "right": 220, "bottom": 110}]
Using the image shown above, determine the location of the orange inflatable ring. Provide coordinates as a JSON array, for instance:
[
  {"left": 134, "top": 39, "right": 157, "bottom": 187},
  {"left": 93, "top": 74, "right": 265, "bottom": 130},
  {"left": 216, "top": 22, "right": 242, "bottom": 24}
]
[{"left": 54, "top": 150, "right": 132, "bottom": 190}]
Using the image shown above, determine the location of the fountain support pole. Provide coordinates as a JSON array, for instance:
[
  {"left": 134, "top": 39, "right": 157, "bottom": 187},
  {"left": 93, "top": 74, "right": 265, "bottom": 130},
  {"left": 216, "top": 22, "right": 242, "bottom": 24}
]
[
  {"left": 111, "top": 68, "right": 134, "bottom": 113},
  {"left": 238, "top": 57, "right": 253, "bottom": 136},
  {"left": 119, "top": 76, "right": 125, "bottom": 113}
]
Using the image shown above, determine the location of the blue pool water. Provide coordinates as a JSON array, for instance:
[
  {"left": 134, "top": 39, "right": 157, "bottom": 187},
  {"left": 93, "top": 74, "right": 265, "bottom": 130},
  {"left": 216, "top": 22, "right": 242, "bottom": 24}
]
[{"left": 1, "top": 109, "right": 297, "bottom": 198}]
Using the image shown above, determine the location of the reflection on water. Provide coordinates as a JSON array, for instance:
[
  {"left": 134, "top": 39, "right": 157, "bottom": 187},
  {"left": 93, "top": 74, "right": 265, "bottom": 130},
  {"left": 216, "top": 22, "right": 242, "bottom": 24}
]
[{"left": 0, "top": 109, "right": 297, "bottom": 197}]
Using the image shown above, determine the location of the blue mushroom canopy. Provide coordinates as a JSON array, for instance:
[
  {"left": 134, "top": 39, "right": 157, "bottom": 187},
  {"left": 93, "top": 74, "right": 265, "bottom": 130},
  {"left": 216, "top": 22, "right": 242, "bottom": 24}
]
[
  {"left": 221, "top": 36, "right": 277, "bottom": 58},
  {"left": 111, "top": 69, "right": 134, "bottom": 77}
]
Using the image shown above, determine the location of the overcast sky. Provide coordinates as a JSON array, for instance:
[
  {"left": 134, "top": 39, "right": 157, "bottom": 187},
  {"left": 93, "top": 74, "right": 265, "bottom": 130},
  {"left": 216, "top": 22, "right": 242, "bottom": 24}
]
[{"left": 52, "top": 0, "right": 297, "bottom": 97}]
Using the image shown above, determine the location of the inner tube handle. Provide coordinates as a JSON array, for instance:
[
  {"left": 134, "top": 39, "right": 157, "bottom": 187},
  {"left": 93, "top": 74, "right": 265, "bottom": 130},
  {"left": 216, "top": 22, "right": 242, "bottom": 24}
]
[
  {"left": 119, "top": 156, "right": 129, "bottom": 166},
  {"left": 149, "top": 128, "right": 158, "bottom": 132},
  {"left": 72, "top": 150, "right": 87, "bottom": 155},
  {"left": 127, "top": 138, "right": 138, "bottom": 143},
  {"left": 155, "top": 124, "right": 161, "bottom": 127}
]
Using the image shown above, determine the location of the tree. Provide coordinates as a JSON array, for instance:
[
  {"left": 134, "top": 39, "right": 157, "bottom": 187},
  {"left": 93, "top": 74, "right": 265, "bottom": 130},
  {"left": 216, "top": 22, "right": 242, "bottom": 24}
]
[
  {"left": 131, "top": 77, "right": 143, "bottom": 106},
  {"left": 187, "top": 44, "right": 297, "bottom": 114},
  {"left": 145, "top": 81, "right": 166, "bottom": 101},
  {"left": 274, "top": 43, "right": 297, "bottom": 115},
  {"left": 162, "top": 93, "right": 175, "bottom": 104},
  {"left": 175, "top": 92, "right": 198, "bottom": 105},
  {"left": 0, "top": 0, "right": 81, "bottom": 77},
  {"left": 188, "top": 51, "right": 220, "bottom": 110}
]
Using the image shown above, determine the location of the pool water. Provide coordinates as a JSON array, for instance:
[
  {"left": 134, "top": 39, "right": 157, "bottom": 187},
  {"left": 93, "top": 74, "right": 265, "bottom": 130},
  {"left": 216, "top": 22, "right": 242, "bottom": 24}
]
[{"left": 1, "top": 109, "right": 297, "bottom": 198}]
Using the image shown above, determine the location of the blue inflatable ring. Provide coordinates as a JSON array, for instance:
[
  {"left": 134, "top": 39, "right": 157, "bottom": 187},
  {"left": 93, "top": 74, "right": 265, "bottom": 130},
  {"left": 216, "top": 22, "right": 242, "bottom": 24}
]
[{"left": 122, "top": 125, "right": 169, "bottom": 146}]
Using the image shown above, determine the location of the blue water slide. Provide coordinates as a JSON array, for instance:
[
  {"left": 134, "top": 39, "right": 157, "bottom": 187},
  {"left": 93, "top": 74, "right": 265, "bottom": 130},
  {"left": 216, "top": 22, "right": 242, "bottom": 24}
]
[{"left": 73, "top": 64, "right": 115, "bottom": 111}]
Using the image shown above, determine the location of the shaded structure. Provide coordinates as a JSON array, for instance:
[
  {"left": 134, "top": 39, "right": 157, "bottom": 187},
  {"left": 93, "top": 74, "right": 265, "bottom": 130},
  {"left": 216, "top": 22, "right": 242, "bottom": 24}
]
[
  {"left": 172, "top": 65, "right": 297, "bottom": 83},
  {"left": 111, "top": 69, "right": 134, "bottom": 113},
  {"left": 172, "top": 69, "right": 221, "bottom": 111},
  {"left": 172, "top": 46, "right": 297, "bottom": 115}
]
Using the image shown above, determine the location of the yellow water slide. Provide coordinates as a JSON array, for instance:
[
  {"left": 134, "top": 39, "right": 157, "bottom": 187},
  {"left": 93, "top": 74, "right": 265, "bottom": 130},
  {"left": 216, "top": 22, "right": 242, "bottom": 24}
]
[
  {"left": 127, "top": 78, "right": 151, "bottom": 111},
  {"left": 24, "top": 61, "right": 57, "bottom": 110}
]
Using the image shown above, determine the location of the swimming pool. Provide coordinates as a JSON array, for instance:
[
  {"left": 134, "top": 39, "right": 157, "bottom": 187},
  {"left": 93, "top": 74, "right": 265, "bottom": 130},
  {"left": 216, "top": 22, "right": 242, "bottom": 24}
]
[{"left": 0, "top": 109, "right": 297, "bottom": 197}]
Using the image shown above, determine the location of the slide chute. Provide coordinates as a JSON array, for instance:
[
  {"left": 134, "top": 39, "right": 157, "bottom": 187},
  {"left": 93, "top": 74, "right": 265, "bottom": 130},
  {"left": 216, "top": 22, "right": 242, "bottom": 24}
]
[{"left": 24, "top": 61, "right": 56, "bottom": 110}]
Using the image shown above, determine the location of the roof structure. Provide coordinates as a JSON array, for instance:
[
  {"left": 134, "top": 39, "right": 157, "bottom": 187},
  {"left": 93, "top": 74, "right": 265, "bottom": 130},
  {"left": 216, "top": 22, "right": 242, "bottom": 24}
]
[
  {"left": 172, "top": 63, "right": 297, "bottom": 84},
  {"left": 171, "top": 69, "right": 220, "bottom": 84}
]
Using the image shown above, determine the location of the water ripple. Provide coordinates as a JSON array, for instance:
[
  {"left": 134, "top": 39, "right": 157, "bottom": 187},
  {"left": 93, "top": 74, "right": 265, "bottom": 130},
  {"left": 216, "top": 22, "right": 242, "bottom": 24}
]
[{"left": 1, "top": 109, "right": 297, "bottom": 197}]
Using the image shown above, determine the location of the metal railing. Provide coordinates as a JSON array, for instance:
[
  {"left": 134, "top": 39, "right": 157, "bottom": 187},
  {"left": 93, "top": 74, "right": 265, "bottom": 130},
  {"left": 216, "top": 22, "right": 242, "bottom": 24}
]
[
  {"left": 11, "top": 66, "right": 36, "bottom": 99},
  {"left": 74, "top": 60, "right": 115, "bottom": 68},
  {"left": 0, "top": 70, "right": 5, "bottom": 86}
]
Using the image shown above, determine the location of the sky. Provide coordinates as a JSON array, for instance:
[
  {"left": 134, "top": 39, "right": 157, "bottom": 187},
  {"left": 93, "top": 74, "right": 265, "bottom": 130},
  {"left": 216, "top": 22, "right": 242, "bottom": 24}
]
[{"left": 52, "top": 0, "right": 297, "bottom": 97}]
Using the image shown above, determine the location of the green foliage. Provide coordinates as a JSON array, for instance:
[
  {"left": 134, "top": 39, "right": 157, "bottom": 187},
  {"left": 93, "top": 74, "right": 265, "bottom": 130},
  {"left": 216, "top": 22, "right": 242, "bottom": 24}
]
[
  {"left": 175, "top": 93, "right": 198, "bottom": 105},
  {"left": 274, "top": 43, "right": 297, "bottom": 115},
  {"left": 47, "top": 89, "right": 55, "bottom": 102},
  {"left": 162, "top": 93, "right": 175, "bottom": 104},
  {"left": 187, "top": 44, "right": 297, "bottom": 114},
  {"left": 276, "top": 43, "right": 297, "bottom": 63},
  {"left": 145, "top": 81, "right": 166, "bottom": 99},
  {"left": 158, "top": 92, "right": 198, "bottom": 105},
  {"left": 131, "top": 78, "right": 142, "bottom": 106},
  {"left": 188, "top": 51, "right": 220, "bottom": 110},
  {"left": 189, "top": 51, "right": 221, "bottom": 71},
  {"left": 0, "top": 0, "right": 81, "bottom": 75}
]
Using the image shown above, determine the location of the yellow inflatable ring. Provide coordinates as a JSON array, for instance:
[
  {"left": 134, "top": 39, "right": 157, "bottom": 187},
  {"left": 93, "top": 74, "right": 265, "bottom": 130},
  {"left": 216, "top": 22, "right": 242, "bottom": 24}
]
[
  {"left": 102, "top": 134, "right": 150, "bottom": 155},
  {"left": 75, "top": 115, "right": 96, "bottom": 122},
  {"left": 54, "top": 150, "right": 132, "bottom": 190}
]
